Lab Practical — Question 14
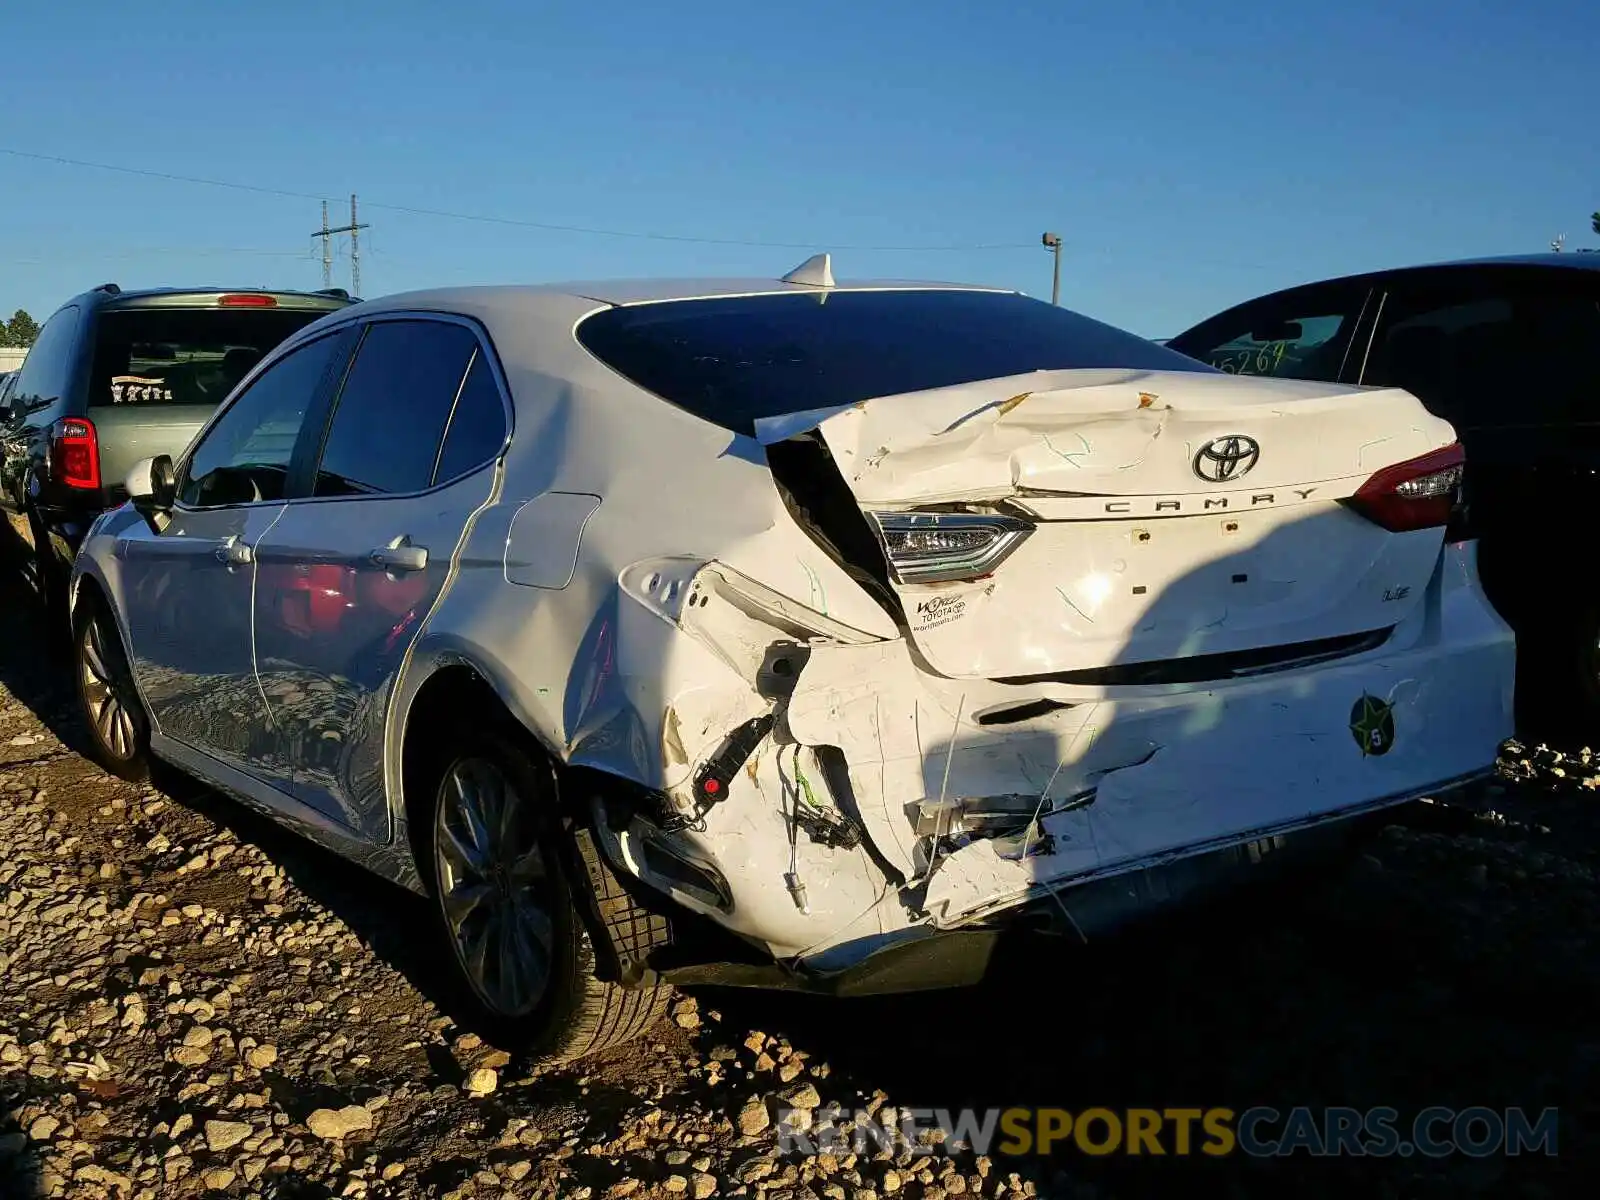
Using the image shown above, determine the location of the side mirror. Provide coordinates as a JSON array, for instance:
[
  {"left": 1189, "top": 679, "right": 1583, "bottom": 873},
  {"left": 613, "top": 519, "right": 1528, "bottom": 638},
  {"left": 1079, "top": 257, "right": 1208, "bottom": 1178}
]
[{"left": 126, "top": 455, "right": 176, "bottom": 509}]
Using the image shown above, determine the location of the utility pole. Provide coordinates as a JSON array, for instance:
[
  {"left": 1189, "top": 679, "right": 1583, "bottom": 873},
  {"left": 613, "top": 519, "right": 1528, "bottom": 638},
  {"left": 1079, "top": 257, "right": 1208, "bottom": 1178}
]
[
  {"left": 309, "top": 194, "right": 370, "bottom": 295},
  {"left": 350, "top": 195, "right": 363, "bottom": 297},
  {"left": 1041, "top": 232, "right": 1063, "bottom": 305},
  {"left": 319, "top": 201, "right": 332, "bottom": 288}
]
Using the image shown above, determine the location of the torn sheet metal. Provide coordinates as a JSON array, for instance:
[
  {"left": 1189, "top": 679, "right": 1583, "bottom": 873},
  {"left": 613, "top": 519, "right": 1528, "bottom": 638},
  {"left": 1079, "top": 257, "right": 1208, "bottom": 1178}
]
[
  {"left": 757, "top": 368, "right": 1458, "bottom": 680},
  {"left": 777, "top": 545, "right": 1510, "bottom": 940},
  {"left": 754, "top": 368, "right": 1456, "bottom": 506}
]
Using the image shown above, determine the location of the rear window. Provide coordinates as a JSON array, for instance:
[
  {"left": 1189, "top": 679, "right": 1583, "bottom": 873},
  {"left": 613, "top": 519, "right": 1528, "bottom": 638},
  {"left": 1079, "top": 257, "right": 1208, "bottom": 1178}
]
[
  {"left": 89, "top": 306, "right": 334, "bottom": 409},
  {"left": 575, "top": 289, "right": 1214, "bottom": 436}
]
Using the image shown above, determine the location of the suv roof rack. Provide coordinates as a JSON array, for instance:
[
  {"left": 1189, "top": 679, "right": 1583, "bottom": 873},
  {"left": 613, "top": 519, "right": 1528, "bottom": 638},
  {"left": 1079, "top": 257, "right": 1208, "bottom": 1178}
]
[{"left": 93, "top": 282, "right": 122, "bottom": 295}]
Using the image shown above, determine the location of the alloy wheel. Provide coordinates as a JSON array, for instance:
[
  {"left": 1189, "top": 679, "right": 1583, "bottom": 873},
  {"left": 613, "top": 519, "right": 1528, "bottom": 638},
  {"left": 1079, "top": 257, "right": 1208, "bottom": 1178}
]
[
  {"left": 434, "top": 756, "right": 558, "bottom": 1018},
  {"left": 80, "top": 613, "right": 139, "bottom": 761}
]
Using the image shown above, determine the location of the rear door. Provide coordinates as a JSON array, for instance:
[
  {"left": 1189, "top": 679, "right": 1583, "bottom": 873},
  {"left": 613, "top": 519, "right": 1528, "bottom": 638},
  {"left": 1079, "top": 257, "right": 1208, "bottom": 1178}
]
[{"left": 249, "top": 315, "right": 509, "bottom": 839}]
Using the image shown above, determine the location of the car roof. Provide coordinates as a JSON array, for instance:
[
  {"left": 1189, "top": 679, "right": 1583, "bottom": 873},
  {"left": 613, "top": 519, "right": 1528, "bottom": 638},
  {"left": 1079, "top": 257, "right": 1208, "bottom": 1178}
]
[
  {"left": 1411, "top": 251, "right": 1600, "bottom": 272},
  {"left": 1251, "top": 251, "right": 1600, "bottom": 298},
  {"left": 68, "top": 284, "right": 356, "bottom": 311},
  {"left": 342, "top": 276, "right": 1012, "bottom": 314},
  {"left": 1172, "top": 251, "right": 1600, "bottom": 339}
]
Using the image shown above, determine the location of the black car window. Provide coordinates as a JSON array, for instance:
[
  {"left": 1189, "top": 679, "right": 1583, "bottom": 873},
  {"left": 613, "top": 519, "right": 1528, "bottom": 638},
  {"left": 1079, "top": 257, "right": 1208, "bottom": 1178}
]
[
  {"left": 576, "top": 289, "right": 1213, "bottom": 437},
  {"left": 180, "top": 333, "right": 347, "bottom": 508},
  {"left": 431, "top": 350, "right": 507, "bottom": 486},
  {"left": 9, "top": 305, "right": 81, "bottom": 418},
  {"left": 1167, "top": 285, "right": 1369, "bottom": 382},
  {"left": 1365, "top": 280, "right": 1600, "bottom": 429},
  {"left": 311, "top": 320, "right": 479, "bottom": 497},
  {"left": 89, "top": 308, "right": 331, "bottom": 409}
]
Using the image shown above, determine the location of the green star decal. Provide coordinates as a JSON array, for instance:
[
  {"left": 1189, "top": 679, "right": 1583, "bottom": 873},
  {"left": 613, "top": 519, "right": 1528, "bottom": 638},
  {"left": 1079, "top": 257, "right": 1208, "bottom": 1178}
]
[{"left": 1349, "top": 693, "right": 1395, "bottom": 757}]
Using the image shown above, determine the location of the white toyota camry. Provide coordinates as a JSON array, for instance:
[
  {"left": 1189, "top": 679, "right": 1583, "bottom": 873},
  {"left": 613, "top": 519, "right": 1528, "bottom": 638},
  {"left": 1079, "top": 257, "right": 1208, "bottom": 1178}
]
[{"left": 70, "top": 257, "right": 1513, "bottom": 1061}]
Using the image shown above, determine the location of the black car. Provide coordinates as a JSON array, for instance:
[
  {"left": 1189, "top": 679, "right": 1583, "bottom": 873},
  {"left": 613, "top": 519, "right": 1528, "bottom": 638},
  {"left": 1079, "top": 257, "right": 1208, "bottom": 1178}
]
[
  {"left": 1, "top": 284, "right": 355, "bottom": 631},
  {"left": 1168, "top": 252, "right": 1600, "bottom": 731}
]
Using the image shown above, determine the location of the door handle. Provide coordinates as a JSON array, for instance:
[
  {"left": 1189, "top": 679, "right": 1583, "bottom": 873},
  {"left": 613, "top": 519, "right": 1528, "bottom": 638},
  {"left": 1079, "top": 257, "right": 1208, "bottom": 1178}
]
[
  {"left": 215, "top": 535, "right": 254, "bottom": 566},
  {"left": 369, "top": 536, "right": 427, "bottom": 572}
]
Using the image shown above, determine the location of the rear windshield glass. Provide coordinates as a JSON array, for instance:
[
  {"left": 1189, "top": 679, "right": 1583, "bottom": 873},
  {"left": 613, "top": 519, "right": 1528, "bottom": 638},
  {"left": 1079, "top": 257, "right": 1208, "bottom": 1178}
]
[
  {"left": 89, "top": 307, "right": 333, "bottom": 409},
  {"left": 575, "top": 289, "right": 1213, "bottom": 435}
]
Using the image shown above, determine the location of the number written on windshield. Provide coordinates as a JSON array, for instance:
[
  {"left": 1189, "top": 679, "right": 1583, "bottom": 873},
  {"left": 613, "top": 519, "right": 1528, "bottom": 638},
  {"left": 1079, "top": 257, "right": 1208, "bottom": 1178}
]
[{"left": 1211, "top": 341, "right": 1291, "bottom": 375}]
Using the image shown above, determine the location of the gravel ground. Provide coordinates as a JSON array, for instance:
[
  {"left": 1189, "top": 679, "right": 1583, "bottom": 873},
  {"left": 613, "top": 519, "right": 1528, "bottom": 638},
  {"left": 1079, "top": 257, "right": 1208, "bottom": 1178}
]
[{"left": 2, "top": 542, "right": 1598, "bottom": 1199}]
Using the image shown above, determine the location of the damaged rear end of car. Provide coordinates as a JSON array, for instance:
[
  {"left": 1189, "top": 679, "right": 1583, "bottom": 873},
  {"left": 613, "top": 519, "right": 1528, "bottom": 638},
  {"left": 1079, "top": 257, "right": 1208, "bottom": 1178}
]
[{"left": 544, "top": 285, "right": 1516, "bottom": 993}]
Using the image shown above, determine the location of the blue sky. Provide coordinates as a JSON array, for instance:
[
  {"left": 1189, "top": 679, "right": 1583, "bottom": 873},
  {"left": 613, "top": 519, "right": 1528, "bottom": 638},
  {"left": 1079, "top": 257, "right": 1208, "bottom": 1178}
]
[{"left": 0, "top": 0, "right": 1594, "bottom": 337}]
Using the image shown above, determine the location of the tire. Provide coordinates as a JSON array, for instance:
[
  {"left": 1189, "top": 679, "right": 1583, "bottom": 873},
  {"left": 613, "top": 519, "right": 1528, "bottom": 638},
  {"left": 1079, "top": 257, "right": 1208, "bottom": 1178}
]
[
  {"left": 73, "top": 595, "right": 152, "bottom": 783},
  {"left": 421, "top": 723, "right": 673, "bottom": 1064}
]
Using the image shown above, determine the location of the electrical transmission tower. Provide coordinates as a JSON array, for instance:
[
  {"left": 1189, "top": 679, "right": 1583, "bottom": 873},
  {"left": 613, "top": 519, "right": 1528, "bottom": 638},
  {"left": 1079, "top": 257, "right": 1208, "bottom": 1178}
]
[{"left": 311, "top": 195, "right": 370, "bottom": 294}]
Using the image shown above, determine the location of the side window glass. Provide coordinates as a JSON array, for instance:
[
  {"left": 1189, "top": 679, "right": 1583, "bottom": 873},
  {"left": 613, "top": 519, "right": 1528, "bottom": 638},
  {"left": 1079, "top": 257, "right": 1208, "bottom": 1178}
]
[
  {"left": 180, "top": 334, "right": 345, "bottom": 508},
  {"left": 1364, "top": 295, "right": 1509, "bottom": 425},
  {"left": 1367, "top": 286, "right": 1600, "bottom": 430},
  {"left": 11, "top": 305, "right": 81, "bottom": 416},
  {"left": 312, "top": 320, "right": 478, "bottom": 497},
  {"left": 432, "top": 351, "right": 507, "bottom": 486},
  {"left": 1170, "top": 290, "right": 1366, "bottom": 382}
]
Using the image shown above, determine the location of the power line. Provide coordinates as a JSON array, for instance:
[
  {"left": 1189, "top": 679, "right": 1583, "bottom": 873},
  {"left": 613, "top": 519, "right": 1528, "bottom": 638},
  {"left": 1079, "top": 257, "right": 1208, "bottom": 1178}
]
[
  {"left": 2, "top": 245, "right": 312, "bottom": 265},
  {"left": 0, "top": 145, "right": 1035, "bottom": 253}
]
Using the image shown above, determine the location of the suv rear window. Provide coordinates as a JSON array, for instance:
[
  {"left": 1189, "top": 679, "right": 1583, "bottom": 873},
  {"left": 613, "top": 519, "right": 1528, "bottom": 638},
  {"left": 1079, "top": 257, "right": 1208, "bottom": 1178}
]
[
  {"left": 89, "top": 307, "right": 333, "bottom": 409},
  {"left": 575, "top": 289, "right": 1214, "bottom": 436}
]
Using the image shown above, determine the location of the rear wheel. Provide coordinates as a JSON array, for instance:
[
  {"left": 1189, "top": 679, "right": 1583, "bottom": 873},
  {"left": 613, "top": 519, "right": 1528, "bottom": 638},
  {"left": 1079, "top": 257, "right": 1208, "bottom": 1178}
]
[
  {"left": 423, "top": 725, "right": 672, "bottom": 1063},
  {"left": 74, "top": 597, "right": 152, "bottom": 783}
]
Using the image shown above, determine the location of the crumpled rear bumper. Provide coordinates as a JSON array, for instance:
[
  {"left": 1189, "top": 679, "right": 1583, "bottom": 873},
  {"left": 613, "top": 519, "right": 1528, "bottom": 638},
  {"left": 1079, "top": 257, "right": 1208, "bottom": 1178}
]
[
  {"left": 653, "top": 780, "right": 1482, "bottom": 996},
  {"left": 607, "top": 542, "right": 1512, "bottom": 986}
]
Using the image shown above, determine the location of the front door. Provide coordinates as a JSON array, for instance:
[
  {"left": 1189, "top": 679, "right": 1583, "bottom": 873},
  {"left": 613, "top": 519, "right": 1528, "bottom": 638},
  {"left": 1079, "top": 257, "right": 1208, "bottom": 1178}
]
[
  {"left": 250, "top": 316, "right": 509, "bottom": 840},
  {"left": 117, "top": 328, "right": 352, "bottom": 777}
]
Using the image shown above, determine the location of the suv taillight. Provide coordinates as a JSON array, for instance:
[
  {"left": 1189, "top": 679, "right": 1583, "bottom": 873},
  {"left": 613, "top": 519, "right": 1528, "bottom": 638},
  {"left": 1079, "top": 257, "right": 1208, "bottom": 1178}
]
[
  {"left": 1345, "top": 441, "right": 1464, "bottom": 534},
  {"left": 49, "top": 417, "right": 101, "bottom": 490}
]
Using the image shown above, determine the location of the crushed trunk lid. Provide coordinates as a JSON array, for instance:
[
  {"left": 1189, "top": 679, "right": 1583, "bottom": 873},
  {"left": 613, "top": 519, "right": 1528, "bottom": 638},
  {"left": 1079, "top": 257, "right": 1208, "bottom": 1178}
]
[{"left": 758, "top": 368, "right": 1460, "bottom": 681}]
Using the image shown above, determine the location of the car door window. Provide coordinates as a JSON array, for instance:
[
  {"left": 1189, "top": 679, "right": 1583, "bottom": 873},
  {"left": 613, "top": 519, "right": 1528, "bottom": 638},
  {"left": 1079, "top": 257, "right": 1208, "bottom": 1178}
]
[
  {"left": 1364, "top": 280, "right": 1600, "bottom": 430},
  {"left": 311, "top": 319, "right": 481, "bottom": 497},
  {"left": 10, "top": 305, "right": 81, "bottom": 418},
  {"left": 1169, "top": 286, "right": 1369, "bottom": 382},
  {"left": 432, "top": 351, "right": 508, "bottom": 485},
  {"left": 180, "top": 332, "right": 347, "bottom": 508}
]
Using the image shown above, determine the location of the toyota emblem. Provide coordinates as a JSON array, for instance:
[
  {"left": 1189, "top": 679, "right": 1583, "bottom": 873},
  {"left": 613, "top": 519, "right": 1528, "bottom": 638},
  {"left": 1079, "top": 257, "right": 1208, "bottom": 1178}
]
[{"left": 1193, "top": 435, "right": 1260, "bottom": 483}]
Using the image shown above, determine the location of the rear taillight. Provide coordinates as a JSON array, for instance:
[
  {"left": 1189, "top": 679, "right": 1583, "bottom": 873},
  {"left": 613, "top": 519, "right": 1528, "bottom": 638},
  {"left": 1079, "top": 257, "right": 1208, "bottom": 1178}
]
[
  {"left": 870, "top": 511, "right": 1033, "bottom": 584},
  {"left": 217, "top": 293, "right": 276, "bottom": 307},
  {"left": 49, "top": 417, "right": 101, "bottom": 490},
  {"left": 1345, "top": 442, "right": 1464, "bottom": 534}
]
